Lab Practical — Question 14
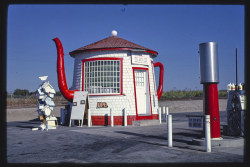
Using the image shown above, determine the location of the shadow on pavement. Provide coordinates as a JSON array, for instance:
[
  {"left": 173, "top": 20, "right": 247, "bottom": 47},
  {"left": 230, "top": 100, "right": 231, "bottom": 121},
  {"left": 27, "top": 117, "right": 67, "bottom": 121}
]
[
  {"left": 15, "top": 125, "right": 38, "bottom": 129},
  {"left": 115, "top": 131, "right": 166, "bottom": 140},
  {"left": 174, "top": 132, "right": 202, "bottom": 138}
]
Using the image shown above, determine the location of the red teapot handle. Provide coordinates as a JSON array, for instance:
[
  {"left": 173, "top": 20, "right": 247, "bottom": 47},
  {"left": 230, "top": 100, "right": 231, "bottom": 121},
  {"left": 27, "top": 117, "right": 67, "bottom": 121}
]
[{"left": 154, "top": 62, "right": 164, "bottom": 100}]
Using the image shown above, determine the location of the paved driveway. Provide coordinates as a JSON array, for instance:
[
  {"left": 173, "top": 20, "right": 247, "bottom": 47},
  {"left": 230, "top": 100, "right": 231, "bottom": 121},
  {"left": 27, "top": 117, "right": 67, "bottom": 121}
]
[{"left": 7, "top": 111, "right": 244, "bottom": 163}]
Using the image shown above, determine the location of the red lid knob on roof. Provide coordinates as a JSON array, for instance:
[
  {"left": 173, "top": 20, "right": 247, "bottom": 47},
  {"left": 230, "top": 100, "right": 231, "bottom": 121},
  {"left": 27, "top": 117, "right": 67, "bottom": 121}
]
[{"left": 69, "top": 31, "right": 158, "bottom": 57}]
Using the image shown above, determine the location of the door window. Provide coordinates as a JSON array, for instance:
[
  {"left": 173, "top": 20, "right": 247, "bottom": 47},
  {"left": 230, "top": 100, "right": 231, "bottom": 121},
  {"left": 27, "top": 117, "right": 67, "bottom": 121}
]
[{"left": 135, "top": 70, "right": 145, "bottom": 87}]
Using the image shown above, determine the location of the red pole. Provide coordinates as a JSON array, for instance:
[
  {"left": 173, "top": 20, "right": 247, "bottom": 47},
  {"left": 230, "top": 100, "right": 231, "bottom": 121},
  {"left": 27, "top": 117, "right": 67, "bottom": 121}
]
[{"left": 203, "top": 84, "right": 221, "bottom": 138}]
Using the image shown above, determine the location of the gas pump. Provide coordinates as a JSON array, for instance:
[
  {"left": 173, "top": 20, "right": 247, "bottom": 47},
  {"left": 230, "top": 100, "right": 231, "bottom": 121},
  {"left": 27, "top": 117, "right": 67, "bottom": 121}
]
[{"left": 226, "top": 48, "right": 245, "bottom": 136}]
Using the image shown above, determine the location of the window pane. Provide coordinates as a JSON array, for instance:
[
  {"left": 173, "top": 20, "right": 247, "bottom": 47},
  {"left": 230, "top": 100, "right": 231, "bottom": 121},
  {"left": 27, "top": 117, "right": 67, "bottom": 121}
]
[
  {"left": 103, "top": 66, "right": 107, "bottom": 71},
  {"left": 84, "top": 60, "right": 121, "bottom": 94}
]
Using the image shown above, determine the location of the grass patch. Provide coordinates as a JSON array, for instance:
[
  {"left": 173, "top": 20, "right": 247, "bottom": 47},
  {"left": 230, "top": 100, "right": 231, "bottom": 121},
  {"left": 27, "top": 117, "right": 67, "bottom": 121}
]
[{"left": 161, "top": 89, "right": 227, "bottom": 100}]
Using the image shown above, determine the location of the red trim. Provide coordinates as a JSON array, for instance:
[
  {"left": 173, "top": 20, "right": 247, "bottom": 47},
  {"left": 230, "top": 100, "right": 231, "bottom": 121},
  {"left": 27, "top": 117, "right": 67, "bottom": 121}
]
[
  {"left": 146, "top": 50, "right": 158, "bottom": 55},
  {"left": 82, "top": 59, "right": 85, "bottom": 91},
  {"left": 147, "top": 68, "right": 153, "bottom": 118},
  {"left": 132, "top": 69, "right": 138, "bottom": 119},
  {"left": 120, "top": 58, "right": 123, "bottom": 95},
  {"left": 91, "top": 115, "right": 137, "bottom": 126},
  {"left": 88, "top": 94, "right": 123, "bottom": 97},
  {"left": 151, "top": 61, "right": 156, "bottom": 93},
  {"left": 72, "top": 48, "right": 158, "bottom": 57},
  {"left": 82, "top": 57, "right": 123, "bottom": 96},
  {"left": 90, "top": 114, "right": 159, "bottom": 126},
  {"left": 82, "top": 57, "right": 123, "bottom": 62},
  {"left": 132, "top": 67, "right": 153, "bottom": 120},
  {"left": 152, "top": 114, "right": 159, "bottom": 120}
]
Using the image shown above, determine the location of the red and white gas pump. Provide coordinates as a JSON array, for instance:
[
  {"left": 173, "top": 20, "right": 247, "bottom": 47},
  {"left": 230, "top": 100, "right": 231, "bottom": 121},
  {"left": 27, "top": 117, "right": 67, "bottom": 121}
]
[{"left": 199, "top": 42, "right": 221, "bottom": 139}]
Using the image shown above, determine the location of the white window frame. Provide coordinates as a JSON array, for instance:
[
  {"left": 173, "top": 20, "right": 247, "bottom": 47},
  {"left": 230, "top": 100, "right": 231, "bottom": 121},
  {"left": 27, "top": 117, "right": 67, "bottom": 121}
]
[{"left": 82, "top": 58, "right": 123, "bottom": 96}]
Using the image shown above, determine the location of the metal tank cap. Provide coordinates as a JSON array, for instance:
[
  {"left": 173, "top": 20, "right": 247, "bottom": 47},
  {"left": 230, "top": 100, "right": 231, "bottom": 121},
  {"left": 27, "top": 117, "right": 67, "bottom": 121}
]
[{"left": 199, "top": 42, "right": 219, "bottom": 84}]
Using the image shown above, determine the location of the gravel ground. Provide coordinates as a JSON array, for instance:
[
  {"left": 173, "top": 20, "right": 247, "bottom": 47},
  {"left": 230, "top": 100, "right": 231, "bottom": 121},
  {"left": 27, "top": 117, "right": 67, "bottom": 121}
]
[
  {"left": 6, "top": 106, "right": 62, "bottom": 122},
  {"left": 158, "top": 99, "right": 227, "bottom": 113}
]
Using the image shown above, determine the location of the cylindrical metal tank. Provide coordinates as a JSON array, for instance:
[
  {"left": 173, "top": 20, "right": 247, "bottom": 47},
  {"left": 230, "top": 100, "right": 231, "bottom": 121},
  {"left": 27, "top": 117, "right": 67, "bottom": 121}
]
[{"left": 199, "top": 42, "right": 219, "bottom": 84}]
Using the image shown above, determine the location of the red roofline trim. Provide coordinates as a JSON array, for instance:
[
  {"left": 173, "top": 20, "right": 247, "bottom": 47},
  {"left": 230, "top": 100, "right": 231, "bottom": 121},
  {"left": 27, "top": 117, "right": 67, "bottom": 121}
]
[{"left": 70, "top": 47, "right": 158, "bottom": 57}]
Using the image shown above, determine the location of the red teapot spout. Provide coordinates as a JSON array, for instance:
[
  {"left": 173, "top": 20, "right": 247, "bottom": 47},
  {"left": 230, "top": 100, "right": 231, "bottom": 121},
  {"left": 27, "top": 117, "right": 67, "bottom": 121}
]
[{"left": 53, "top": 37, "right": 78, "bottom": 102}]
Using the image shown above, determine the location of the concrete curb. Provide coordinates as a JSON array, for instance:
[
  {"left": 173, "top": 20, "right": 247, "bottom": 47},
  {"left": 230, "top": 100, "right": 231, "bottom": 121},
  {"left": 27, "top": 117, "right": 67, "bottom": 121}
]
[{"left": 192, "top": 136, "right": 244, "bottom": 147}]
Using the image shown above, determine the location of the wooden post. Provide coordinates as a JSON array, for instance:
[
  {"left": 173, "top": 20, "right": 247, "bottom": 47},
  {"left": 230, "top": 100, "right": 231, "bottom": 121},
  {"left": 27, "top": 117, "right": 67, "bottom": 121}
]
[
  {"left": 163, "top": 106, "right": 166, "bottom": 122},
  {"left": 88, "top": 109, "right": 91, "bottom": 127},
  {"left": 166, "top": 107, "right": 169, "bottom": 123},
  {"left": 167, "top": 115, "right": 172, "bottom": 147},
  {"left": 159, "top": 107, "right": 162, "bottom": 124},
  {"left": 124, "top": 108, "right": 127, "bottom": 126},
  {"left": 205, "top": 115, "right": 211, "bottom": 152},
  {"left": 110, "top": 108, "right": 114, "bottom": 127}
]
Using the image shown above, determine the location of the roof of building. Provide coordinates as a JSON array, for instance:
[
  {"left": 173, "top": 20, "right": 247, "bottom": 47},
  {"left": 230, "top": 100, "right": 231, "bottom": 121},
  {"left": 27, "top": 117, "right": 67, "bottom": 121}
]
[{"left": 69, "top": 35, "right": 158, "bottom": 57}]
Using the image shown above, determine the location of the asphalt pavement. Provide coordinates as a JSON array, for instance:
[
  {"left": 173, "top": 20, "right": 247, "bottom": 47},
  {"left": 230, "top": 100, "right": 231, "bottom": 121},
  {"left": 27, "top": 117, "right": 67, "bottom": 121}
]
[{"left": 7, "top": 111, "right": 244, "bottom": 163}]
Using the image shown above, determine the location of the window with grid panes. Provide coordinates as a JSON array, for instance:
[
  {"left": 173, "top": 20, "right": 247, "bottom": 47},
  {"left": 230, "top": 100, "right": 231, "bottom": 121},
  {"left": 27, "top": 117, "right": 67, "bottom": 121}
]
[
  {"left": 84, "top": 60, "right": 121, "bottom": 95},
  {"left": 135, "top": 70, "right": 145, "bottom": 87}
]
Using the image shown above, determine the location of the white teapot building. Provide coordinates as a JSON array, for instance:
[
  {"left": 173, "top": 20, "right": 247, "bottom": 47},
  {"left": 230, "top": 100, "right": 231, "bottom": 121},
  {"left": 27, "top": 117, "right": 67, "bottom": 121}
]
[{"left": 53, "top": 31, "right": 164, "bottom": 126}]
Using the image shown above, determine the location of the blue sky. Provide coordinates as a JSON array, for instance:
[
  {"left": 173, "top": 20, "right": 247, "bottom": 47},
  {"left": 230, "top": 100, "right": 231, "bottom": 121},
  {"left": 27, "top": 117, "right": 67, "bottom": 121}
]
[{"left": 7, "top": 4, "right": 244, "bottom": 93}]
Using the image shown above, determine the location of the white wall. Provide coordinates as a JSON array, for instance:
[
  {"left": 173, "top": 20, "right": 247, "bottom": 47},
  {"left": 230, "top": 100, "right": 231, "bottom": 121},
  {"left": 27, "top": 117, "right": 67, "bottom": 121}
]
[{"left": 71, "top": 50, "right": 159, "bottom": 116}]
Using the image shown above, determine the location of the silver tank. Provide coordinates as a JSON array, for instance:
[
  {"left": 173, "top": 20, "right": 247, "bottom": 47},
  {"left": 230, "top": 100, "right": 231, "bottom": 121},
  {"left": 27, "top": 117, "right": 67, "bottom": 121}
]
[{"left": 199, "top": 42, "right": 219, "bottom": 84}]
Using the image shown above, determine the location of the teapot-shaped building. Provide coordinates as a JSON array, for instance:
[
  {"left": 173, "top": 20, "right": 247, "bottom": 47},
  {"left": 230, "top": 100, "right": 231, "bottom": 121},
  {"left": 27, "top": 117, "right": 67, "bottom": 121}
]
[{"left": 53, "top": 31, "right": 164, "bottom": 125}]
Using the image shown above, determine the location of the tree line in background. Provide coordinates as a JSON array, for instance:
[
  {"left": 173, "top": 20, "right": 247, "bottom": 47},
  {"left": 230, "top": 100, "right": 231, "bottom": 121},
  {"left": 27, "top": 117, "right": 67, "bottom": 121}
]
[
  {"left": 8, "top": 89, "right": 62, "bottom": 97},
  {"left": 160, "top": 89, "right": 227, "bottom": 100},
  {"left": 8, "top": 88, "right": 227, "bottom": 99},
  {"left": 7, "top": 89, "right": 65, "bottom": 108}
]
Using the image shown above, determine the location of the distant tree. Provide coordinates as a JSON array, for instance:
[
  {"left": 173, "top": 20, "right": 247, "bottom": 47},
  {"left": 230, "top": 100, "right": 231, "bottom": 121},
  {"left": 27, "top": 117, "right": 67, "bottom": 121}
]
[
  {"left": 13, "top": 89, "right": 30, "bottom": 96},
  {"left": 55, "top": 91, "right": 62, "bottom": 96},
  {"left": 29, "top": 91, "right": 37, "bottom": 96}
]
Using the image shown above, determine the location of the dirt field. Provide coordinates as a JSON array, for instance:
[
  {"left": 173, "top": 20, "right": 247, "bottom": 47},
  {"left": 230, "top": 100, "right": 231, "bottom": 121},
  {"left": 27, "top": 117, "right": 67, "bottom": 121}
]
[
  {"left": 159, "top": 99, "right": 227, "bottom": 113},
  {"left": 6, "top": 99, "right": 228, "bottom": 122}
]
